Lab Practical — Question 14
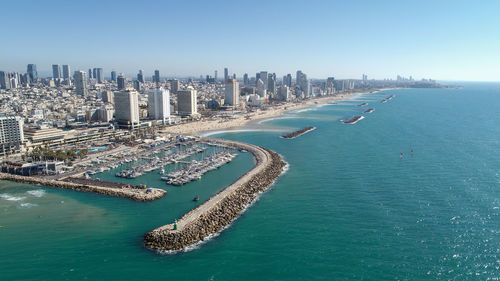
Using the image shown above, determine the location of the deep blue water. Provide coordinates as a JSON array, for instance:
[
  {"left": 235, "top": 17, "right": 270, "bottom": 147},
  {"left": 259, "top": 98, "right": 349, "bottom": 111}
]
[{"left": 1, "top": 83, "right": 499, "bottom": 280}]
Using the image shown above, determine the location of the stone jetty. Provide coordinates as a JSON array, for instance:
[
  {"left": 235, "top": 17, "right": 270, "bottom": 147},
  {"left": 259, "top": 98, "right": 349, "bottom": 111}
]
[
  {"left": 144, "top": 138, "right": 286, "bottom": 253},
  {"left": 0, "top": 172, "right": 165, "bottom": 201},
  {"left": 281, "top": 126, "right": 316, "bottom": 139}
]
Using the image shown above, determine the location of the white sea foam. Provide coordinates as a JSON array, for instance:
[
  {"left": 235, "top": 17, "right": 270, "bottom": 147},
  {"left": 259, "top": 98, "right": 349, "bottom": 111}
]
[
  {"left": 157, "top": 158, "right": 290, "bottom": 255},
  {"left": 27, "top": 189, "right": 45, "bottom": 197},
  {"left": 257, "top": 116, "right": 298, "bottom": 124},
  {"left": 18, "top": 202, "right": 38, "bottom": 208},
  {"left": 0, "top": 193, "right": 26, "bottom": 201},
  {"left": 200, "top": 129, "right": 283, "bottom": 137}
]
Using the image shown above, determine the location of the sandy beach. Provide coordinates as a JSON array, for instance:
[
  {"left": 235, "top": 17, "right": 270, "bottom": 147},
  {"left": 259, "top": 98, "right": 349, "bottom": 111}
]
[{"left": 163, "top": 89, "right": 382, "bottom": 136}]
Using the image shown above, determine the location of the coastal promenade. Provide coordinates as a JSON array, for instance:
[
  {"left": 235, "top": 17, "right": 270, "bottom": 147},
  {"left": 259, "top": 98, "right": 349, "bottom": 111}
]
[
  {"left": 144, "top": 138, "right": 286, "bottom": 252},
  {"left": 0, "top": 172, "right": 165, "bottom": 201}
]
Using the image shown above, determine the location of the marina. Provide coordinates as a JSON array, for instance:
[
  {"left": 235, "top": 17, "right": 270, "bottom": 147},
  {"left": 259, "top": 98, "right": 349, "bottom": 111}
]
[
  {"left": 114, "top": 145, "right": 206, "bottom": 179},
  {"left": 161, "top": 150, "right": 237, "bottom": 186}
]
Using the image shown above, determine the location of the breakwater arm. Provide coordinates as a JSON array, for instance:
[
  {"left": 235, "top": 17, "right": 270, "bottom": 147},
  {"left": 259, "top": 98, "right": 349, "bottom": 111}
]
[
  {"left": 0, "top": 173, "right": 165, "bottom": 201},
  {"left": 144, "top": 138, "right": 287, "bottom": 253}
]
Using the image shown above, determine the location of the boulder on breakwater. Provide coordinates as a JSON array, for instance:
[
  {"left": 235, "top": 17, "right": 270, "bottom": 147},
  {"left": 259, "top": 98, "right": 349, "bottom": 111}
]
[
  {"left": 144, "top": 139, "right": 286, "bottom": 253},
  {"left": 0, "top": 172, "right": 165, "bottom": 202}
]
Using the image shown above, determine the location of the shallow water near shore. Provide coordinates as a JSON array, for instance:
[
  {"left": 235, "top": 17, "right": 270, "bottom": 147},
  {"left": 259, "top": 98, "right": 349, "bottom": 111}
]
[{"left": 1, "top": 83, "right": 500, "bottom": 280}]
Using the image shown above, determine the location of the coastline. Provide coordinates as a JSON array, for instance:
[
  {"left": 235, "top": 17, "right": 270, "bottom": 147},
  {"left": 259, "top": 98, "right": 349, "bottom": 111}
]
[{"left": 164, "top": 89, "right": 384, "bottom": 136}]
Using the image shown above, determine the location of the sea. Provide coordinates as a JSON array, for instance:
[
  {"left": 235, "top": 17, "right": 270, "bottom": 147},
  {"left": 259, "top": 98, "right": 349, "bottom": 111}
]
[{"left": 1, "top": 82, "right": 499, "bottom": 280}]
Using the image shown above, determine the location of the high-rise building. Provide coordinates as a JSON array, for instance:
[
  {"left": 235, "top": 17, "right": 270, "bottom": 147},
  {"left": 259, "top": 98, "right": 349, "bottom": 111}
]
[
  {"left": 267, "top": 74, "right": 276, "bottom": 97},
  {"left": 224, "top": 78, "right": 239, "bottom": 106},
  {"left": 0, "top": 71, "right": 10, "bottom": 89},
  {"left": 94, "top": 68, "right": 103, "bottom": 83},
  {"left": 114, "top": 90, "right": 140, "bottom": 129},
  {"left": 256, "top": 78, "right": 266, "bottom": 98},
  {"left": 88, "top": 69, "right": 93, "bottom": 79},
  {"left": 74, "top": 71, "right": 88, "bottom": 96},
  {"left": 137, "top": 70, "right": 144, "bottom": 83},
  {"left": 101, "top": 90, "right": 114, "bottom": 104},
  {"left": 296, "top": 70, "right": 309, "bottom": 97},
  {"left": 52, "top": 64, "right": 61, "bottom": 79},
  {"left": 154, "top": 70, "right": 160, "bottom": 83},
  {"left": 171, "top": 79, "right": 179, "bottom": 94},
  {"left": 62, "top": 65, "right": 71, "bottom": 81},
  {"left": 0, "top": 115, "right": 24, "bottom": 156},
  {"left": 224, "top": 68, "right": 228, "bottom": 82},
  {"left": 243, "top": 73, "right": 249, "bottom": 85},
  {"left": 177, "top": 87, "right": 198, "bottom": 117},
  {"left": 148, "top": 87, "right": 171, "bottom": 124},
  {"left": 110, "top": 71, "right": 117, "bottom": 82},
  {"left": 259, "top": 71, "right": 268, "bottom": 90},
  {"left": 278, "top": 86, "right": 291, "bottom": 101},
  {"left": 117, "top": 74, "right": 126, "bottom": 90},
  {"left": 214, "top": 70, "right": 218, "bottom": 81},
  {"left": 27, "top": 64, "right": 37, "bottom": 83}
]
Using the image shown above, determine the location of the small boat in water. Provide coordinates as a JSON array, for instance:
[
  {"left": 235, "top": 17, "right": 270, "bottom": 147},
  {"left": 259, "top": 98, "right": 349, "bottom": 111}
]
[{"left": 193, "top": 195, "right": 200, "bottom": 202}]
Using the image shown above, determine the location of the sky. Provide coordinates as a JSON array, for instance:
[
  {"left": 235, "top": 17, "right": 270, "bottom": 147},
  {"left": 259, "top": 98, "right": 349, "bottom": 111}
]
[{"left": 2, "top": 0, "right": 500, "bottom": 81}]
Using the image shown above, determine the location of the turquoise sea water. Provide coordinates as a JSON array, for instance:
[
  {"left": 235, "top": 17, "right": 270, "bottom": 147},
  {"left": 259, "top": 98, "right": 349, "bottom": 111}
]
[{"left": 1, "top": 83, "right": 499, "bottom": 280}]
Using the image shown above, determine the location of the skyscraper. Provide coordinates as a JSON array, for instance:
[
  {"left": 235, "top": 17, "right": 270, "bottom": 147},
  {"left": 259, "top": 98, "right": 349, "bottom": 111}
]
[
  {"left": 148, "top": 87, "right": 171, "bottom": 124},
  {"left": 243, "top": 73, "right": 249, "bottom": 85},
  {"left": 95, "top": 68, "right": 103, "bottom": 83},
  {"left": 0, "top": 115, "right": 24, "bottom": 156},
  {"left": 171, "top": 79, "right": 180, "bottom": 94},
  {"left": 214, "top": 70, "right": 218, "bottom": 81},
  {"left": 27, "top": 64, "right": 37, "bottom": 82},
  {"left": 73, "top": 71, "right": 88, "bottom": 96},
  {"left": 259, "top": 71, "right": 268, "bottom": 91},
  {"left": 267, "top": 74, "right": 276, "bottom": 97},
  {"left": 117, "top": 74, "right": 126, "bottom": 90},
  {"left": 137, "top": 70, "right": 144, "bottom": 83},
  {"left": 0, "top": 71, "right": 11, "bottom": 89},
  {"left": 177, "top": 87, "right": 198, "bottom": 117},
  {"left": 110, "top": 71, "right": 117, "bottom": 82},
  {"left": 88, "top": 69, "right": 93, "bottom": 79},
  {"left": 114, "top": 90, "right": 140, "bottom": 129},
  {"left": 296, "top": 70, "right": 309, "bottom": 97},
  {"left": 52, "top": 64, "right": 61, "bottom": 79},
  {"left": 224, "top": 78, "right": 239, "bottom": 106},
  {"left": 62, "top": 65, "right": 71, "bottom": 80},
  {"left": 224, "top": 68, "right": 228, "bottom": 83},
  {"left": 154, "top": 70, "right": 160, "bottom": 83},
  {"left": 256, "top": 78, "right": 266, "bottom": 97}
]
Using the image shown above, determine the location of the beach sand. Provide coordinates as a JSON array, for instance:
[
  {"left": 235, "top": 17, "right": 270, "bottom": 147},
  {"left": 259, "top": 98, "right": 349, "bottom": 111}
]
[{"left": 162, "top": 90, "right": 380, "bottom": 136}]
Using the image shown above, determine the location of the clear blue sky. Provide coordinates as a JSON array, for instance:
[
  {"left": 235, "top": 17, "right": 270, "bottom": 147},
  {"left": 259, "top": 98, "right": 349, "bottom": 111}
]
[{"left": 2, "top": 0, "right": 500, "bottom": 81}]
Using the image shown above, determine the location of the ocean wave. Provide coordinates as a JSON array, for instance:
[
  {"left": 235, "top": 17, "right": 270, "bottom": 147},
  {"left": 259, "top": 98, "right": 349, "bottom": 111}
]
[
  {"left": 0, "top": 193, "right": 26, "bottom": 201},
  {"left": 27, "top": 189, "right": 45, "bottom": 197},
  {"left": 18, "top": 202, "right": 38, "bottom": 208},
  {"left": 257, "top": 116, "right": 299, "bottom": 124}
]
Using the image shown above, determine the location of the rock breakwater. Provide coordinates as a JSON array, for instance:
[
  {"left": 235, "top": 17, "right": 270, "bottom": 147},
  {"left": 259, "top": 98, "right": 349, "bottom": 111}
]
[
  {"left": 144, "top": 139, "right": 286, "bottom": 253},
  {"left": 0, "top": 173, "right": 165, "bottom": 201}
]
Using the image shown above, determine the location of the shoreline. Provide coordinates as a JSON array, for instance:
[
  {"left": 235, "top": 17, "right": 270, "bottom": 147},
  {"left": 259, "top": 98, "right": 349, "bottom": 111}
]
[
  {"left": 165, "top": 89, "right": 386, "bottom": 136},
  {"left": 144, "top": 138, "right": 287, "bottom": 253}
]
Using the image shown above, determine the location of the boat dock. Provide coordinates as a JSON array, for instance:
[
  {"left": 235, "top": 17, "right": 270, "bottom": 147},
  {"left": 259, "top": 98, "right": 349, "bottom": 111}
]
[
  {"left": 161, "top": 151, "right": 237, "bottom": 186},
  {"left": 115, "top": 146, "right": 206, "bottom": 179}
]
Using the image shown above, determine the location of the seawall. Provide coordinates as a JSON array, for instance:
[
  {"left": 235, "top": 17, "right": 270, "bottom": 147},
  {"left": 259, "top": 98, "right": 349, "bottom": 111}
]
[
  {"left": 144, "top": 138, "right": 286, "bottom": 253},
  {"left": 0, "top": 172, "right": 165, "bottom": 201}
]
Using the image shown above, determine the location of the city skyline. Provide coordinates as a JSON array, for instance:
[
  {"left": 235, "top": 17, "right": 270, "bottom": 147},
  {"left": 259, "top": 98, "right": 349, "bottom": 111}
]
[{"left": 2, "top": 0, "right": 500, "bottom": 81}]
